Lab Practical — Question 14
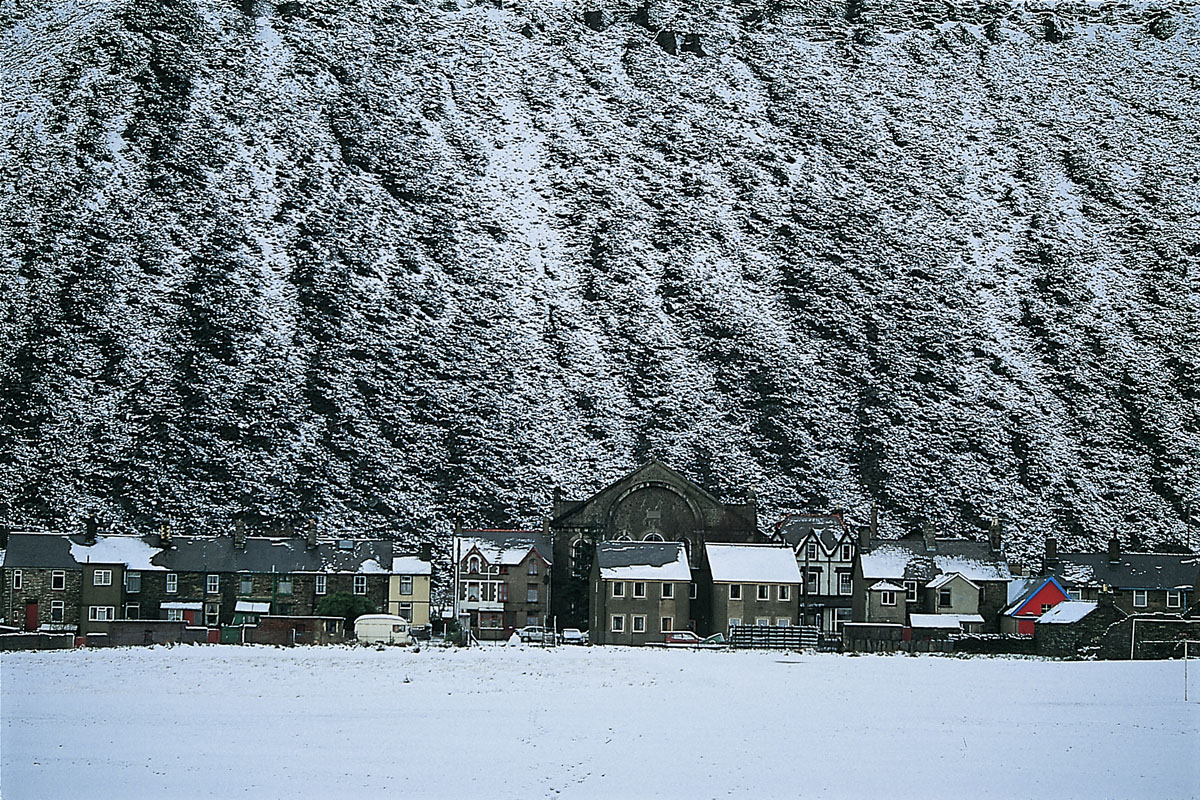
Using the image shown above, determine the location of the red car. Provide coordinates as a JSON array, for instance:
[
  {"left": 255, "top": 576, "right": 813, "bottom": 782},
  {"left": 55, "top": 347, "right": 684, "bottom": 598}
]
[{"left": 663, "top": 631, "right": 726, "bottom": 648}]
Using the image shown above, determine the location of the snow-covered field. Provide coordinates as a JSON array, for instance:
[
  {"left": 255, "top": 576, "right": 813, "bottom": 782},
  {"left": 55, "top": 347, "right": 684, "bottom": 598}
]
[{"left": 2, "top": 645, "right": 1197, "bottom": 799}]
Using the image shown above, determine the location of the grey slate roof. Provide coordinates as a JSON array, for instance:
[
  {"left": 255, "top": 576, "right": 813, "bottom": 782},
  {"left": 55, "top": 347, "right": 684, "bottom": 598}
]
[
  {"left": 457, "top": 529, "right": 552, "bottom": 565},
  {"left": 775, "top": 514, "right": 849, "bottom": 551},
  {"left": 2, "top": 531, "right": 395, "bottom": 574},
  {"left": 1051, "top": 553, "right": 1198, "bottom": 591},
  {"left": 596, "top": 541, "right": 687, "bottom": 569},
  {"left": 859, "top": 538, "right": 1012, "bottom": 583}
]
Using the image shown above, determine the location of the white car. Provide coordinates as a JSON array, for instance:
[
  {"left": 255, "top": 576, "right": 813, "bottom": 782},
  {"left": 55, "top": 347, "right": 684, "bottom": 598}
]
[{"left": 560, "top": 628, "right": 589, "bottom": 645}]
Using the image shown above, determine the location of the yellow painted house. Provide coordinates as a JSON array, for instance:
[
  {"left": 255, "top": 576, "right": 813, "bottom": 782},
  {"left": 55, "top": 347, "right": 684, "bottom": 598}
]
[{"left": 388, "top": 556, "right": 432, "bottom": 626}]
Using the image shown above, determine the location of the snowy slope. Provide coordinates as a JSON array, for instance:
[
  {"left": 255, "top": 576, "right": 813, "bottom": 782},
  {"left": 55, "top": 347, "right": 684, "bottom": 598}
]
[{"left": 0, "top": 0, "right": 1197, "bottom": 560}]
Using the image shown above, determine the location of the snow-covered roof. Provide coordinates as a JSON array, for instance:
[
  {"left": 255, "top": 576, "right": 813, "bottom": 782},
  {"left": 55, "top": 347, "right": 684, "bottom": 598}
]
[
  {"left": 457, "top": 530, "right": 551, "bottom": 566},
  {"left": 1037, "top": 601, "right": 1097, "bottom": 625},
  {"left": 926, "top": 572, "right": 978, "bottom": 590},
  {"left": 909, "top": 614, "right": 984, "bottom": 628},
  {"left": 391, "top": 556, "right": 431, "bottom": 575},
  {"left": 1007, "top": 577, "right": 1037, "bottom": 605},
  {"left": 71, "top": 535, "right": 167, "bottom": 571},
  {"left": 235, "top": 601, "right": 270, "bottom": 614},
  {"left": 358, "top": 558, "right": 387, "bottom": 574},
  {"left": 598, "top": 542, "right": 690, "bottom": 582},
  {"left": 1052, "top": 553, "right": 1197, "bottom": 591},
  {"left": 869, "top": 581, "right": 904, "bottom": 592},
  {"left": 160, "top": 602, "right": 203, "bottom": 611},
  {"left": 860, "top": 541, "right": 1011, "bottom": 583},
  {"left": 1003, "top": 576, "right": 1069, "bottom": 616},
  {"left": 705, "top": 544, "right": 801, "bottom": 584}
]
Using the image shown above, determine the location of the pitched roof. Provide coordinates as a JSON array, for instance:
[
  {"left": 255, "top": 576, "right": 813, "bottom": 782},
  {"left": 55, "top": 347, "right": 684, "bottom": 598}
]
[
  {"left": 1003, "top": 576, "right": 1068, "bottom": 616},
  {"left": 860, "top": 539, "right": 1012, "bottom": 583},
  {"left": 1037, "top": 601, "right": 1100, "bottom": 625},
  {"left": 597, "top": 541, "right": 690, "bottom": 582},
  {"left": 869, "top": 581, "right": 905, "bottom": 592},
  {"left": 391, "top": 556, "right": 432, "bottom": 575},
  {"left": 1051, "top": 553, "right": 1198, "bottom": 591},
  {"left": 2, "top": 531, "right": 397, "bottom": 574},
  {"left": 774, "top": 513, "right": 850, "bottom": 551},
  {"left": 926, "top": 572, "right": 979, "bottom": 591},
  {"left": 455, "top": 530, "right": 551, "bottom": 566},
  {"left": 705, "top": 544, "right": 802, "bottom": 584}
]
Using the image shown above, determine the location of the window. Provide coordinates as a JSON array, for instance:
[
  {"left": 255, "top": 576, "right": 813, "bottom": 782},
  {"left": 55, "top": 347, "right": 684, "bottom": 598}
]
[
  {"left": 315, "top": 575, "right": 327, "bottom": 595},
  {"left": 498, "top": 583, "right": 509, "bottom": 602},
  {"left": 841, "top": 543, "right": 853, "bottom": 561},
  {"left": 204, "top": 603, "right": 219, "bottom": 626},
  {"left": 689, "top": 582, "right": 698, "bottom": 600},
  {"left": 398, "top": 602, "right": 413, "bottom": 621},
  {"left": 839, "top": 573, "right": 853, "bottom": 595},
  {"left": 1133, "top": 590, "right": 1147, "bottom": 608},
  {"left": 94, "top": 569, "right": 112, "bottom": 587},
  {"left": 240, "top": 576, "right": 254, "bottom": 594},
  {"left": 528, "top": 559, "right": 538, "bottom": 576},
  {"left": 525, "top": 614, "right": 539, "bottom": 628},
  {"left": 166, "top": 573, "right": 178, "bottom": 594},
  {"left": 806, "top": 570, "right": 819, "bottom": 594},
  {"left": 905, "top": 580, "right": 918, "bottom": 602},
  {"left": 277, "top": 578, "right": 293, "bottom": 596},
  {"left": 633, "top": 582, "right": 646, "bottom": 598},
  {"left": 12, "top": 570, "right": 22, "bottom": 590},
  {"left": 88, "top": 606, "right": 115, "bottom": 622},
  {"left": 729, "top": 584, "right": 742, "bottom": 601},
  {"left": 835, "top": 608, "right": 852, "bottom": 631},
  {"left": 465, "top": 582, "right": 480, "bottom": 602},
  {"left": 661, "top": 583, "right": 674, "bottom": 599},
  {"left": 479, "top": 612, "right": 502, "bottom": 629},
  {"left": 632, "top": 615, "right": 646, "bottom": 633},
  {"left": 756, "top": 618, "right": 770, "bottom": 626},
  {"left": 467, "top": 555, "right": 482, "bottom": 573},
  {"left": 400, "top": 576, "right": 413, "bottom": 596},
  {"left": 939, "top": 588, "right": 952, "bottom": 607},
  {"left": 728, "top": 618, "right": 741, "bottom": 628},
  {"left": 51, "top": 601, "right": 64, "bottom": 622},
  {"left": 611, "top": 615, "right": 625, "bottom": 632},
  {"left": 661, "top": 616, "right": 673, "bottom": 632},
  {"left": 124, "top": 604, "right": 140, "bottom": 620},
  {"left": 526, "top": 584, "right": 538, "bottom": 603},
  {"left": 353, "top": 575, "right": 367, "bottom": 595},
  {"left": 1040, "top": 604, "right": 1052, "bottom": 614},
  {"left": 1167, "top": 591, "right": 1182, "bottom": 609},
  {"left": 881, "top": 591, "right": 897, "bottom": 606},
  {"left": 776, "top": 618, "right": 790, "bottom": 627},
  {"left": 758, "top": 585, "right": 770, "bottom": 601},
  {"left": 779, "top": 585, "right": 791, "bottom": 601},
  {"left": 806, "top": 543, "right": 818, "bottom": 560},
  {"left": 206, "top": 574, "right": 219, "bottom": 594},
  {"left": 166, "top": 608, "right": 184, "bottom": 622},
  {"left": 1069, "top": 588, "right": 1082, "bottom": 601},
  {"left": 125, "top": 571, "right": 141, "bottom": 593},
  {"left": 52, "top": 571, "right": 66, "bottom": 590},
  {"left": 612, "top": 581, "right": 625, "bottom": 598}
]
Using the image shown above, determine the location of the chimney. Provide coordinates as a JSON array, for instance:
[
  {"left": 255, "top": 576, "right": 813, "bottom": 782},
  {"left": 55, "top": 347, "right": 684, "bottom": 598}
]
[
  {"left": 1098, "top": 585, "right": 1115, "bottom": 609},
  {"left": 84, "top": 512, "right": 98, "bottom": 545},
  {"left": 1107, "top": 534, "right": 1121, "bottom": 563},
  {"left": 305, "top": 518, "right": 318, "bottom": 549},
  {"left": 454, "top": 516, "right": 463, "bottom": 538},
  {"left": 1044, "top": 536, "right": 1058, "bottom": 572},
  {"left": 988, "top": 516, "right": 1003, "bottom": 554},
  {"left": 234, "top": 518, "right": 247, "bottom": 551},
  {"left": 922, "top": 520, "right": 937, "bottom": 553},
  {"left": 420, "top": 542, "right": 432, "bottom": 562},
  {"left": 159, "top": 523, "right": 173, "bottom": 549}
]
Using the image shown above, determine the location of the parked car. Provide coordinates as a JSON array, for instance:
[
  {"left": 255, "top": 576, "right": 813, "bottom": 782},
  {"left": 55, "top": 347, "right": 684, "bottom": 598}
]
[
  {"left": 664, "top": 631, "right": 726, "bottom": 649},
  {"left": 409, "top": 624, "right": 432, "bottom": 641},
  {"left": 560, "top": 628, "right": 588, "bottom": 645},
  {"left": 518, "top": 625, "right": 550, "bottom": 643}
]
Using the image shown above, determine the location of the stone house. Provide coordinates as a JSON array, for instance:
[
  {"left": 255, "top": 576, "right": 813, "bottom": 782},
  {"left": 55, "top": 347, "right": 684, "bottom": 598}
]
[
  {"left": 854, "top": 521, "right": 1012, "bottom": 631},
  {"left": 1033, "top": 596, "right": 1127, "bottom": 658},
  {"left": 453, "top": 528, "right": 552, "bottom": 640},
  {"left": 549, "top": 460, "right": 761, "bottom": 629},
  {"left": 1043, "top": 536, "right": 1195, "bottom": 615},
  {"left": 773, "top": 512, "right": 857, "bottom": 632},
  {"left": 590, "top": 541, "right": 691, "bottom": 645},
  {"left": 1, "top": 532, "right": 86, "bottom": 632},
  {"left": 703, "top": 543, "right": 801, "bottom": 633}
]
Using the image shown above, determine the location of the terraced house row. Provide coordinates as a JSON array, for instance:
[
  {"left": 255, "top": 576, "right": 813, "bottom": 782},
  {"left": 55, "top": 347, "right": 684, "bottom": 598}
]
[{"left": 0, "top": 524, "right": 431, "bottom": 641}]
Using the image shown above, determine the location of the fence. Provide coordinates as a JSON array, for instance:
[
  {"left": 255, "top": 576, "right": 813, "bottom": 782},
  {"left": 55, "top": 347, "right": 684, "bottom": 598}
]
[{"left": 729, "top": 625, "right": 820, "bottom": 650}]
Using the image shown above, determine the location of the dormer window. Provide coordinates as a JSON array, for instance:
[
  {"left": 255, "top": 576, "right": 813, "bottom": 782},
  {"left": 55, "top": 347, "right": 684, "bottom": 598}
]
[{"left": 467, "top": 555, "right": 482, "bottom": 574}]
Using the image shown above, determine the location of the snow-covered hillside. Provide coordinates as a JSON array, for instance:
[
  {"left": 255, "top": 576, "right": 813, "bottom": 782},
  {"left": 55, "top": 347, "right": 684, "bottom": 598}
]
[
  {"left": 2, "top": 645, "right": 1197, "bottom": 798},
  {"left": 1, "top": 0, "right": 1197, "bottom": 558}
]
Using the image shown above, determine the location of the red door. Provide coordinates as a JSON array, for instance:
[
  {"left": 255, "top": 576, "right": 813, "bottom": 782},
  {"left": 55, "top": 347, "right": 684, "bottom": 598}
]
[{"left": 24, "top": 602, "right": 38, "bottom": 631}]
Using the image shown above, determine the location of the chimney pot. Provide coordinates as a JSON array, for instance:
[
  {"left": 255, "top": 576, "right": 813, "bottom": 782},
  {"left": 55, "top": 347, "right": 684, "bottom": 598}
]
[{"left": 305, "top": 518, "right": 318, "bottom": 549}]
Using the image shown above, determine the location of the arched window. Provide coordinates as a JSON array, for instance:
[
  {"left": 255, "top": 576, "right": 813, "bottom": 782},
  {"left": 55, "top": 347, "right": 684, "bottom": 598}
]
[
  {"left": 571, "top": 538, "right": 589, "bottom": 563},
  {"left": 467, "top": 555, "right": 482, "bottom": 574},
  {"left": 616, "top": 533, "right": 633, "bottom": 541},
  {"left": 643, "top": 532, "right": 665, "bottom": 542}
]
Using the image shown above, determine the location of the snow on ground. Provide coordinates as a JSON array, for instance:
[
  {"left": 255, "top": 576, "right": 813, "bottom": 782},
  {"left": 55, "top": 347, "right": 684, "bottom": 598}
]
[{"left": 2, "top": 646, "right": 1198, "bottom": 799}]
